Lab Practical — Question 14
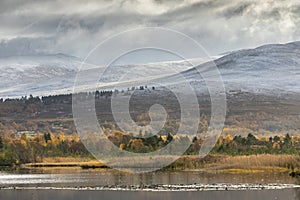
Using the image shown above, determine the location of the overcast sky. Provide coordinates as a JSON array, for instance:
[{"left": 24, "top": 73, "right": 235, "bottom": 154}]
[{"left": 0, "top": 0, "right": 300, "bottom": 62}]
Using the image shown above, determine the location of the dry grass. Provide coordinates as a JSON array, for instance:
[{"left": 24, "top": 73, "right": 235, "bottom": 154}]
[
  {"left": 21, "top": 154, "right": 300, "bottom": 174},
  {"left": 22, "top": 157, "right": 103, "bottom": 169},
  {"left": 218, "top": 154, "right": 300, "bottom": 169},
  {"left": 166, "top": 154, "right": 300, "bottom": 173},
  {"left": 42, "top": 157, "right": 94, "bottom": 163}
]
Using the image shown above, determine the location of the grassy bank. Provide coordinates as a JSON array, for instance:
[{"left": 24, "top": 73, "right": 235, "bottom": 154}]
[
  {"left": 21, "top": 157, "right": 106, "bottom": 169},
  {"left": 19, "top": 154, "right": 300, "bottom": 174},
  {"left": 168, "top": 154, "right": 300, "bottom": 173}
]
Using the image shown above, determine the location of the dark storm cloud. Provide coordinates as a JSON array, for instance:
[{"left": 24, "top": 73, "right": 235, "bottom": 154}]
[{"left": 0, "top": 0, "right": 299, "bottom": 60}]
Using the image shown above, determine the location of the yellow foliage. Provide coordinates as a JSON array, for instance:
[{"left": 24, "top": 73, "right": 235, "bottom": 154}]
[
  {"left": 56, "top": 131, "right": 65, "bottom": 141},
  {"left": 161, "top": 135, "right": 167, "bottom": 141},
  {"left": 273, "top": 142, "right": 280, "bottom": 149},
  {"left": 20, "top": 133, "right": 28, "bottom": 141},
  {"left": 20, "top": 139, "right": 27, "bottom": 147},
  {"left": 119, "top": 143, "right": 125, "bottom": 150},
  {"left": 225, "top": 134, "right": 233, "bottom": 142}
]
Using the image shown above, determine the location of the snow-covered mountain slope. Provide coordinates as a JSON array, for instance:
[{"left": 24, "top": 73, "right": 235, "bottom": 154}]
[
  {"left": 0, "top": 54, "right": 83, "bottom": 87},
  {"left": 0, "top": 55, "right": 204, "bottom": 98},
  {"left": 1, "top": 41, "right": 300, "bottom": 98},
  {"left": 174, "top": 41, "right": 300, "bottom": 96}
]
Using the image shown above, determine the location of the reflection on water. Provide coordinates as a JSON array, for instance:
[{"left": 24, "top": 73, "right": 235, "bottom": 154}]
[
  {"left": 297, "top": 178, "right": 300, "bottom": 199},
  {"left": 0, "top": 168, "right": 299, "bottom": 187},
  {"left": 0, "top": 173, "right": 85, "bottom": 186},
  {"left": 0, "top": 188, "right": 299, "bottom": 200},
  {"left": 0, "top": 169, "right": 299, "bottom": 200}
]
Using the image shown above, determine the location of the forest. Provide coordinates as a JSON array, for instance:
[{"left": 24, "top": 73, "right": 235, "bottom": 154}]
[
  {"left": 0, "top": 129, "right": 299, "bottom": 166},
  {"left": 1, "top": 90, "right": 300, "bottom": 167}
]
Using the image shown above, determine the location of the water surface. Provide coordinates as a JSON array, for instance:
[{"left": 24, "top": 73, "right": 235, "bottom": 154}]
[{"left": 0, "top": 169, "right": 299, "bottom": 200}]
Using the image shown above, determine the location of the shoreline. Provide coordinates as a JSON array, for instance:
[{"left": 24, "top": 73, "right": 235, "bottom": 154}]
[
  {"left": 1, "top": 183, "right": 300, "bottom": 192},
  {"left": 11, "top": 154, "right": 298, "bottom": 176}
]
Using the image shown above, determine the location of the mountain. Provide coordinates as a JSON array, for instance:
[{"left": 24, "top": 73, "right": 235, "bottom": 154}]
[
  {"left": 0, "top": 54, "right": 203, "bottom": 98},
  {"left": 0, "top": 54, "right": 82, "bottom": 86},
  {"left": 218, "top": 41, "right": 300, "bottom": 94},
  {"left": 1, "top": 41, "right": 300, "bottom": 98},
  {"left": 174, "top": 41, "right": 300, "bottom": 96}
]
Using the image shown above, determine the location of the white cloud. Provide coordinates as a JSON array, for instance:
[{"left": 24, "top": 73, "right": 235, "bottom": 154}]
[{"left": 0, "top": 0, "right": 300, "bottom": 60}]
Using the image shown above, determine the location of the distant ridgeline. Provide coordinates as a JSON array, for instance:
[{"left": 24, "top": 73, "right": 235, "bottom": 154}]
[{"left": 0, "top": 85, "right": 155, "bottom": 104}]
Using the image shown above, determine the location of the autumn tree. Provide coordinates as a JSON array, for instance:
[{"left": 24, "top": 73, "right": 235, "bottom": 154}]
[
  {"left": 246, "top": 133, "right": 257, "bottom": 145},
  {"left": 129, "top": 139, "right": 144, "bottom": 152},
  {"left": 0, "top": 135, "right": 3, "bottom": 150}
]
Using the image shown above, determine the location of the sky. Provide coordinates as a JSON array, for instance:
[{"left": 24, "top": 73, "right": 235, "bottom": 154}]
[{"left": 0, "top": 0, "right": 300, "bottom": 63}]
